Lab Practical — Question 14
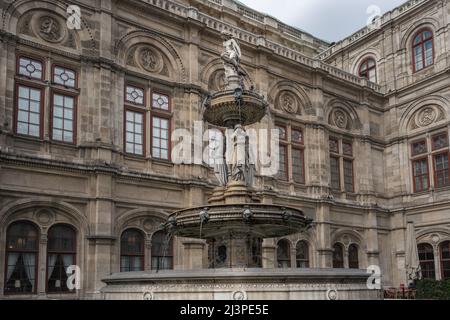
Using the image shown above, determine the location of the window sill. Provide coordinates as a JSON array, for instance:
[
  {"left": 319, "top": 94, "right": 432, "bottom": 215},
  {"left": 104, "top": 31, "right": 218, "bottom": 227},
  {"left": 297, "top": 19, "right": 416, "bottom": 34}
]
[{"left": 152, "top": 158, "right": 174, "bottom": 167}]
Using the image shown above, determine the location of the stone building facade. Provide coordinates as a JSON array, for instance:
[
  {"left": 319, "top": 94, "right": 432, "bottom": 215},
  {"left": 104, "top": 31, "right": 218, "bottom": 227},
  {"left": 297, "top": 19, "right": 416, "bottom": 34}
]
[{"left": 0, "top": 0, "right": 449, "bottom": 299}]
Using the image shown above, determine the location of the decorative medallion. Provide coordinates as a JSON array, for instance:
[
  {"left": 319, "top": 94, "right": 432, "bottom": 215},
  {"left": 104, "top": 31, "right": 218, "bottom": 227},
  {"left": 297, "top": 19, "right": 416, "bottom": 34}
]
[
  {"left": 143, "top": 292, "right": 153, "bottom": 300},
  {"left": 417, "top": 107, "right": 437, "bottom": 127},
  {"left": 143, "top": 219, "right": 158, "bottom": 232},
  {"left": 279, "top": 92, "right": 298, "bottom": 114},
  {"left": 326, "top": 289, "right": 339, "bottom": 300},
  {"left": 138, "top": 47, "right": 163, "bottom": 73},
  {"left": 333, "top": 109, "right": 348, "bottom": 129},
  {"left": 39, "top": 16, "right": 64, "bottom": 42},
  {"left": 232, "top": 290, "right": 247, "bottom": 300},
  {"left": 431, "top": 234, "right": 440, "bottom": 243},
  {"left": 36, "top": 210, "right": 53, "bottom": 225}
]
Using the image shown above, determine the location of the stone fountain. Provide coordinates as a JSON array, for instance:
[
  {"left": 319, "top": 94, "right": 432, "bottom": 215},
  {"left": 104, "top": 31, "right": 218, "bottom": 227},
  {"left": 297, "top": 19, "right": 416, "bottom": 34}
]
[{"left": 101, "top": 32, "right": 379, "bottom": 300}]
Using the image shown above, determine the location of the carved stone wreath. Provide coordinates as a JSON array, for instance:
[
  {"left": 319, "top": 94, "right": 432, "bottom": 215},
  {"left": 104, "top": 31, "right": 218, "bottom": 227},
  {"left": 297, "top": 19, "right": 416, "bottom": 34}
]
[
  {"left": 417, "top": 107, "right": 437, "bottom": 127},
  {"left": 138, "top": 47, "right": 163, "bottom": 73},
  {"left": 410, "top": 105, "right": 446, "bottom": 130},
  {"left": 278, "top": 91, "right": 298, "bottom": 114},
  {"left": 38, "top": 15, "right": 65, "bottom": 43},
  {"left": 333, "top": 109, "right": 349, "bottom": 129}
]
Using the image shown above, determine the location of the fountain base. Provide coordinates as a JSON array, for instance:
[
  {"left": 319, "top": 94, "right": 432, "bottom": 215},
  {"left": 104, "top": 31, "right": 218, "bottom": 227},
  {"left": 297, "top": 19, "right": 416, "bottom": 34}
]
[{"left": 101, "top": 268, "right": 380, "bottom": 300}]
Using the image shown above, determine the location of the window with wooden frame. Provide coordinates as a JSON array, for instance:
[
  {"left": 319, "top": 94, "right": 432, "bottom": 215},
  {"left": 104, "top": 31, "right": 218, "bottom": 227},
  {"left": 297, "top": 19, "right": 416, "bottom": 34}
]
[
  {"left": 332, "top": 243, "right": 344, "bottom": 268},
  {"left": 348, "top": 244, "right": 359, "bottom": 269},
  {"left": 122, "top": 84, "right": 172, "bottom": 160},
  {"left": 275, "top": 123, "right": 305, "bottom": 183},
  {"left": 410, "top": 133, "right": 449, "bottom": 193},
  {"left": 49, "top": 64, "right": 78, "bottom": 144},
  {"left": 120, "top": 229, "right": 145, "bottom": 272},
  {"left": 440, "top": 241, "right": 450, "bottom": 280},
  {"left": 329, "top": 137, "right": 354, "bottom": 192},
  {"left": 15, "top": 55, "right": 80, "bottom": 143},
  {"left": 412, "top": 29, "right": 434, "bottom": 72},
  {"left": 277, "top": 239, "right": 291, "bottom": 268},
  {"left": 296, "top": 240, "right": 309, "bottom": 268},
  {"left": 276, "top": 124, "right": 288, "bottom": 181},
  {"left": 47, "top": 224, "right": 76, "bottom": 293},
  {"left": 358, "top": 58, "right": 377, "bottom": 82},
  {"left": 418, "top": 243, "right": 435, "bottom": 280},
  {"left": 151, "top": 230, "right": 173, "bottom": 270},
  {"left": 4, "top": 221, "right": 39, "bottom": 295}
]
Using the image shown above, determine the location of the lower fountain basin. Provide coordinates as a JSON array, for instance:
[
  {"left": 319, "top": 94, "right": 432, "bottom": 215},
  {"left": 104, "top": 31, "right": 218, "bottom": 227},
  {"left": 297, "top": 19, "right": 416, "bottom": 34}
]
[{"left": 101, "top": 268, "right": 381, "bottom": 300}]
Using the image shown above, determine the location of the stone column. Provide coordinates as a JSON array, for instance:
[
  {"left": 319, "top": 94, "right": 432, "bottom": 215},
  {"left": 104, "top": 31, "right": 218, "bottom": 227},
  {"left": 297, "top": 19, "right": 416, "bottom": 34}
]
[
  {"left": 391, "top": 209, "right": 407, "bottom": 287},
  {"left": 182, "top": 239, "right": 206, "bottom": 270},
  {"left": 365, "top": 208, "right": 380, "bottom": 269},
  {"left": 37, "top": 233, "right": 48, "bottom": 298},
  {"left": 315, "top": 202, "right": 332, "bottom": 268},
  {"left": 145, "top": 238, "right": 152, "bottom": 271},
  {"left": 262, "top": 240, "right": 277, "bottom": 269}
]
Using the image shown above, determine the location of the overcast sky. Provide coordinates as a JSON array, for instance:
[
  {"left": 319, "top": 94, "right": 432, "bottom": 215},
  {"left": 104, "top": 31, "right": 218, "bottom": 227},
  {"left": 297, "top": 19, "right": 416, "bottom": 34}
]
[{"left": 238, "top": 0, "right": 406, "bottom": 42}]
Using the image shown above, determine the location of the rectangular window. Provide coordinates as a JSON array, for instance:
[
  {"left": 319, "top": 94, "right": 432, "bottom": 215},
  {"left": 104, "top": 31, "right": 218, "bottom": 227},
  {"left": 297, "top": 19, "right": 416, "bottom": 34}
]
[
  {"left": 53, "top": 66, "right": 76, "bottom": 88},
  {"left": 412, "top": 139, "right": 427, "bottom": 156},
  {"left": 432, "top": 133, "right": 449, "bottom": 151},
  {"left": 414, "top": 46, "right": 424, "bottom": 71},
  {"left": 52, "top": 94, "right": 75, "bottom": 143},
  {"left": 291, "top": 129, "right": 303, "bottom": 144},
  {"left": 276, "top": 125, "right": 287, "bottom": 141},
  {"left": 330, "top": 156, "right": 340, "bottom": 190},
  {"left": 278, "top": 145, "right": 288, "bottom": 181},
  {"left": 16, "top": 85, "right": 42, "bottom": 137},
  {"left": 434, "top": 153, "right": 450, "bottom": 188},
  {"left": 292, "top": 148, "right": 304, "bottom": 184},
  {"left": 329, "top": 138, "right": 339, "bottom": 153},
  {"left": 424, "top": 40, "right": 433, "bottom": 67},
  {"left": 413, "top": 158, "right": 429, "bottom": 192},
  {"left": 343, "top": 159, "right": 354, "bottom": 192},
  {"left": 152, "top": 92, "right": 170, "bottom": 111},
  {"left": 125, "top": 110, "right": 144, "bottom": 156},
  {"left": 18, "top": 57, "right": 43, "bottom": 80},
  {"left": 152, "top": 116, "right": 170, "bottom": 160},
  {"left": 125, "top": 84, "right": 145, "bottom": 105},
  {"left": 342, "top": 141, "right": 353, "bottom": 156}
]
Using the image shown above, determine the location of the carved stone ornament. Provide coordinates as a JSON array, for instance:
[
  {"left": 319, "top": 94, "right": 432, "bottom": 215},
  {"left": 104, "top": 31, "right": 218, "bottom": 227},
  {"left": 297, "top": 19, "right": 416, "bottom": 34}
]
[
  {"left": 333, "top": 109, "right": 348, "bottom": 129},
  {"left": 232, "top": 290, "right": 247, "bottom": 300},
  {"left": 279, "top": 92, "right": 298, "bottom": 114},
  {"left": 417, "top": 107, "right": 437, "bottom": 127},
  {"left": 38, "top": 16, "right": 64, "bottom": 42},
  {"left": 138, "top": 47, "right": 163, "bottom": 73}
]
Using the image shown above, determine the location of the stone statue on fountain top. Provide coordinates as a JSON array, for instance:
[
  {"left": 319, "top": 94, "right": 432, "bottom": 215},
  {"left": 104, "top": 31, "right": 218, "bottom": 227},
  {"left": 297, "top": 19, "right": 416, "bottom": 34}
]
[{"left": 221, "top": 31, "right": 247, "bottom": 90}]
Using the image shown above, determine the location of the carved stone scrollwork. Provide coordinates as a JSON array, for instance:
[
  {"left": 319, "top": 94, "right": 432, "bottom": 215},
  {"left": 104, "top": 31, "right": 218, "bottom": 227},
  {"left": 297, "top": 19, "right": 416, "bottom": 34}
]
[{"left": 39, "top": 16, "right": 64, "bottom": 42}]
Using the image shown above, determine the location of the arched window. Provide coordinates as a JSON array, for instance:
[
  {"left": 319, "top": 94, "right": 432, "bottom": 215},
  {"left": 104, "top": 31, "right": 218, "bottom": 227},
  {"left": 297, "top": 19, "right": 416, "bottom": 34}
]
[
  {"left": 296, "top": 240, "right": 309, "bottom": 268},
  {"left": 413, "top": 29, "right": 434, "bottom": 72},
  {"left": 47, "top": 224, "right": 76, "bottom": 293},
  {"left": 151, "top": 230, "right": 173, "bottom": 270},
  {"left": 358, "top": 58, "right": 377, "bottom": 82},
  {"left": 4, "top": 221, "right": 39, "bottom": 294},
  {"left": 120, "top": 229, "right": 144, "bottom": 272},
  {"left": 348, "top": 244, "right": 359, "bottom": 269},
  {"left": 440, "top": 241, "right": 450, "bottom": 279},
  {"left": 332, "top": 243, "right": 344, "bottom": 268},
  {"left": 418, "top": 243, "right": 435, "bottom": 279},
  {"left": 277, "top": 239, "right": 291, "bottom": 268}
]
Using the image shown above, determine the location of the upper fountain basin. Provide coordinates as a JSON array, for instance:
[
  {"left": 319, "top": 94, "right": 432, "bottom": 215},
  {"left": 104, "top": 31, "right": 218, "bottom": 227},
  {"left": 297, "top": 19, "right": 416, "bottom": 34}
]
[{"left": 203, "top": 90, "right": 267, "bottom": 128}]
